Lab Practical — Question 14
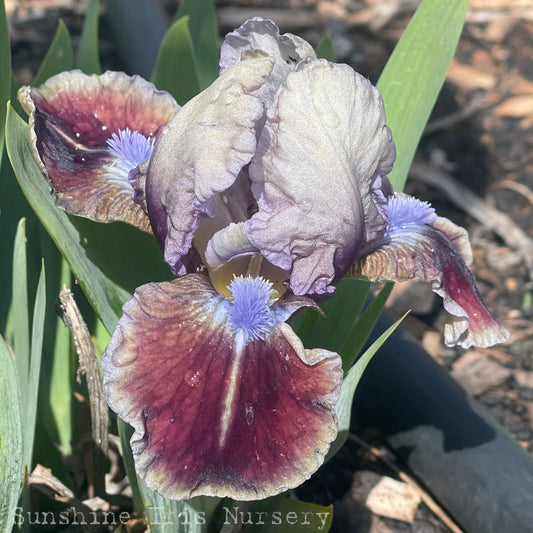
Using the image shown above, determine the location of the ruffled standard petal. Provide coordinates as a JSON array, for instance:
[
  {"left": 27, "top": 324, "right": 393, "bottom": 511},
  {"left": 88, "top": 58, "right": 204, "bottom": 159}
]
[
  {"left": 18, "top": 70, "right": 179, "bottom": 232},
  {"left": 145, "top": 52, "right": 274, "bottom": 275},
  {"left": 220, "top": 17, "right": 316, "bottom": 103},
  {"left": 102, "top": 274, "right": 342, "bottom": 500},
  {"left": 242, "top": 59, "right": 395, "bottom": 295},
  {"left": 350, "top": 196, "right": 509, "bottom": 348}
]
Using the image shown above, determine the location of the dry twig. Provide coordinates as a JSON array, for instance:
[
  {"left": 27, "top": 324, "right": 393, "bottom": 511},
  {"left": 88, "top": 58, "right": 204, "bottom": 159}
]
[
  {"left": 424, "top": 96, "right": 492, "bottom": 135},
  {"left": 497, "top": 179, "right": 533, "bottom": 208},
  {"left": 409, "top": 160, "right": 533, "bottom": 278}
]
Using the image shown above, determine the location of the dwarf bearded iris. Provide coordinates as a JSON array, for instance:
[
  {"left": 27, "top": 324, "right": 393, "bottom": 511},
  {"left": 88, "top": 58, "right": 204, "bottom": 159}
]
[{"left": 19, "top": 17, "right": 508, "bottom": 501}]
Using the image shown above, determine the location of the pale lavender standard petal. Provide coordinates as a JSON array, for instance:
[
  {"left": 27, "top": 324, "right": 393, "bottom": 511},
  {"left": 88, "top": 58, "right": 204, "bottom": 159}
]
[
  {"left": 145, "top": 52, "right": 274, "bottom": 275},
  {"left": 102, "top": 274, "right": 342, "bottom": 500},
  {"left": 350, "top": 195, "right": 509, "bottom": 348},
  {"left": 237, "top": 59, "right": 396, "bottom": 295},
  {"left": 219, "top": 17, "right": 316, "bottom": 104},
  {"left": 18, "top": 70, "right": 179, "bottom": 233}
]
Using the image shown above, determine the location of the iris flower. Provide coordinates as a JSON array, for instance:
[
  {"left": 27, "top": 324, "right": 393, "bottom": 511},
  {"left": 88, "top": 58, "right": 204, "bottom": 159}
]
[{"left": 19, "top": 18, "right": 508, "bottom": 501}]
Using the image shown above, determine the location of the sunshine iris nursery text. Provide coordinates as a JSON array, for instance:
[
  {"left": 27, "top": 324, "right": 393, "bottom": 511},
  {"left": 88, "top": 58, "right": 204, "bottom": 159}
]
[{"left": 13, "top": 505, "right": 331, "bottom": 529}]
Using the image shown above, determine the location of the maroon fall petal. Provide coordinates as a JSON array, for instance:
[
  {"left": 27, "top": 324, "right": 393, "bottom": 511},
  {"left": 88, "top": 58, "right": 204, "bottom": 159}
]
[
  {"left": 18, "top": 70, "right": 179, "bottom": 232},
  {"left": 102, "top": 274, "right": 342, "bottom": 500},
  {"left": 350, "top": 220, "right": 509, "bottom": 348}
]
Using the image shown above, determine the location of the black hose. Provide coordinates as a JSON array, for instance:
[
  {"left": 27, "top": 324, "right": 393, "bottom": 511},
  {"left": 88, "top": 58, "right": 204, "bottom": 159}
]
[{"left": 354, "top": 317, "right": 533, "bottom": 533}]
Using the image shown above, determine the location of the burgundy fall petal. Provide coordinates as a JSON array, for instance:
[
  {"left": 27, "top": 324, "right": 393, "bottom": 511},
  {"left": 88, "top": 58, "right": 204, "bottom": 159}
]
[
  {"left": 18, "top": 70, "right": 179, "bottom": 232},
  {"left": 350, "top": 217, "right": 509, "bottom": 348},
  {"left": 102, "top": 274, "right": 342, "bottom": 500}
]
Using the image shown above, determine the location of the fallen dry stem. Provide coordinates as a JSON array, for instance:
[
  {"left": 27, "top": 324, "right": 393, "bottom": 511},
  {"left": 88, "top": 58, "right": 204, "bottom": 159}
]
[
  {"left": 56, "top": 287, "right": 109, "bottom": 497},
  {"left": 410, "top": 160, "right": 533, "bottom": 278}
]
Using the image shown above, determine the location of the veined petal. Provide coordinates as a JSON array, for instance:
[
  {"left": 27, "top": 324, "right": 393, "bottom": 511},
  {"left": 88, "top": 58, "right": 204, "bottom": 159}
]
[
  {"left": 102, "top": 274, "right": 342, "bottom": 500},
  {"left": 145, "top": 52, "right": 274, "bottom": 275},
  {"left": 18, "top": 70, "right": 179, "bottom": 232},
  {"left": 220, "top": 18, "right": 316, "bottom": 104},
  {"left": 350, "top": 196, "right": 509, "bottom": 348},
  {"left": 245, "top": 59, "right": 396, "bottom": 295}
]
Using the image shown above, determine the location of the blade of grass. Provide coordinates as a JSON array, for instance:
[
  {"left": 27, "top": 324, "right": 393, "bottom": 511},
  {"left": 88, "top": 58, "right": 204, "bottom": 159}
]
[
  {"left": 24, "top": 262, "right": 46, "bottom": 471},
  {"left": 151, "top": 16, "right": 201, "bottom": 105},
  {"left": 377, "top": 0, "right": 469, "bottom": 191},
  {"left": 93, "top": 317, "right": 111, "bottom": 359},
  {"left": 327, "top": 313, "right": 407, "bottom": 459},
  {"left": 4, "top": 304, "right": 14, "bottom": 348},
  {"left": 0, "top": 334, "right": 24, "bottom": 533},
  {"left": 33, "top": 20, "right": 74, "bottom": 86},
  {"left": 48, "top": 258, "right": 74, "bottom": 453},
  {"left": 305, "top": 279, "right": 371, "bottom": 352},
  {"left": 76, "top": 0, "right": 101, "bottom": 74},
  {"left": 339, "top": 282, "right": 394, "bottom": 372},
  {"left": 70, "top": 216, "right": 172, "bottom": 294},
  {"left": 0, "top": 91, "right": 36, "bottom": 337},
  {"left": 12, "top": 218, "right": 29, "bottom": 412},
  {"left": 293, "top": 279, "right": 370, "bottom": 351},
  {"left": 34, "top": 222, "right": 75, "bottom": 454},
  {"left": 117, "top": 420, "right": 144, "bottom": 513}
]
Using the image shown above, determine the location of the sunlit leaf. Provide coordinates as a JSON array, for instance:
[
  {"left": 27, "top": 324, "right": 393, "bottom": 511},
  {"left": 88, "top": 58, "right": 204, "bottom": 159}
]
[
  {"left": 112, "top": 421, "right": 142, "bottom": 516},
  {"left": 339, "top": 282, "right": 394, "bottom": 372},
  {"left": 315, "top": 33, "right": 335, "bottom": 61},
  {"left": 294, "top": 279, "right": 370, "bottom": 353},
  {"left": 0, "top": 334, "right": 24, "bottom": 533},
  {"left": 24, "top": 262, "right": 46, "bottom": 471},
  {"left": 0, "top": 156, "right": 37, "bottom": 338},
  {"left": 76, "top": 0, "right": 101, "bottom": 74},
  {"left": 377, "top": 0, "right": 468, "bottom": 191},
  {"left": 328, "top": 314, "right": 406, "bottom": 459},
  {"left": 175, "top": 0, "right": 219, "bottom": 89},
  {"left": 151, "top": 16, "right": 201, "bottom": 105},
  {"left": 46, "top": 258, "right": 73, "bottom": 453},
  {"left": 12, "top": 219, "right": 29, "bottom": 411},
  {"left": 33, "top": 20, "right": 73, "bottom": 86},
  {"left": 93, "top": 317, "right": 111, "bottom": 359}
]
